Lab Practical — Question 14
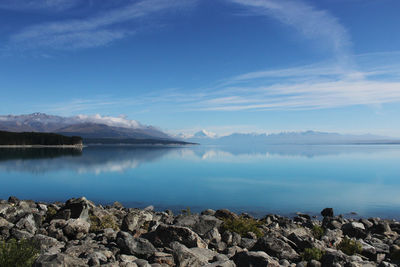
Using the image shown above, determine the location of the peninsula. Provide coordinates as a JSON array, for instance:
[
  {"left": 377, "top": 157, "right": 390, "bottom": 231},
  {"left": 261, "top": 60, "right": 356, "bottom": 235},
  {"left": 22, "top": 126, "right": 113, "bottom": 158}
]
[{"left": 0, "top": 131, "right": 83, "bottom": 147}]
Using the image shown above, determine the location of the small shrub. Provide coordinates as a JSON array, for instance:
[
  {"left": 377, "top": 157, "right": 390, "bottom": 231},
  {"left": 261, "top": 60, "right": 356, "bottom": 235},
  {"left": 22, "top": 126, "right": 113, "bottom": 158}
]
[
  {"left": 45, "top": 206, "right": 57, "bottom": 222},
  {"left": 312, "top": 225, "right": 325, "bottom": 239},
  {"left": 0, "top": 239, "right": 39, "bottom": 267},
  {"left": 221, "top": 217, "right": 264, "bottom": 238},
  {"left": 301, "top": 247, "right": 325, "bottom": 261},
  {"left": 89, "top": 214, "right": 119, "bottom": 232},
  {"left": 337, "top": 237, "right": 362, "bottom": 255},
  {"left": 181, "top": 207, "right": 191, "bottom": 216}
]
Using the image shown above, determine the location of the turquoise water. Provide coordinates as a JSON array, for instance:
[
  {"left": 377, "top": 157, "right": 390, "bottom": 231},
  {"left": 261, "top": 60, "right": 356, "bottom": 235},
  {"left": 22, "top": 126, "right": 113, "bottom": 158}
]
[{"left": 0, "top": 145, "right": 399, "bottom": 218}]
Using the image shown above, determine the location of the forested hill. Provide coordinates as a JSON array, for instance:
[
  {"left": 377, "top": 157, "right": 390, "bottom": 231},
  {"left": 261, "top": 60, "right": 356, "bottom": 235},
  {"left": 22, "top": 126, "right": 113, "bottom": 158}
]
[{"left": 0, "top": 131, "right": 82, "bottom": 146}]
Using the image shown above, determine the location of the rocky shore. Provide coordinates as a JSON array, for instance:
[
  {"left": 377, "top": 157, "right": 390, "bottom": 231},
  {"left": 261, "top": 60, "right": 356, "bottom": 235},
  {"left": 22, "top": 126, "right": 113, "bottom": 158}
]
[{"left": 1, "top": 197, "right": 400, "bottom": 267}]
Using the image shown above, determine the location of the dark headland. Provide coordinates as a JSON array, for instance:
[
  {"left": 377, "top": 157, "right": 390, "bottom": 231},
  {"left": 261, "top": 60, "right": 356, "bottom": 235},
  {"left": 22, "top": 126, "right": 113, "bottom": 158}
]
[
  {"left": 0, "top": 130, "right": 196, "bottom": 147},
  {"left": 1, "top": 196, "right": 399, "bottom": 266},
  {"left": 0, "top": 131, "right": 83, "bottom": 147}
]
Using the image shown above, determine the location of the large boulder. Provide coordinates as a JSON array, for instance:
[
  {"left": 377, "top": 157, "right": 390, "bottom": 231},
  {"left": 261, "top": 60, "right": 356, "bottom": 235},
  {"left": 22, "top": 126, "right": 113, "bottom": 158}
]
[
  {"left": 171, "top": 242, "right": 209, "bottom": 267},
  {"left": 251, "top": 234, "right": 300, "bottom": 261},
  {"left": 116, "top": 231, "right": 157, "bottom": 259},
  {"left": 342, "top": 222, "right": 367, "bottom": 239},
  {"left": 174, "top": 214, "right": 223, "bottom": 236},
  {"left": 121, "top": 209, "right": 153, "bottom": 232},
  {"left": 33, "top": 253, "right": 87, "bottom": 267},
  {"left": 32, "top": 234, "right": 65, "bottom": 254},
  {"left": 55, "top": 197, "right": 94, "bottom": 221},
  {"left": 63, "top": 218, "right": 90, "bottom": 240},
  {"left": 321, "top": 208, "right": 334, "bottom": 217},
  {"left": 15, "top": 213, "right": 39, "bottom": 234},
  {"left": 215, "top": 209, "right": 238, "bottom": 220},
  {"left": 147, "top": 224, "right": 207, "bottom": 248},
  {"left": 232, "top": 251, "right": 280, "bottom": 267}
]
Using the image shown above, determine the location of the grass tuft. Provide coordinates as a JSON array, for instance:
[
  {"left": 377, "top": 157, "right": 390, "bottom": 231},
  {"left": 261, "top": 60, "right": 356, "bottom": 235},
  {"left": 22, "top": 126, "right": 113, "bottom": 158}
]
[
  {"left": 221, "top": 216, "right": 264, "bottom": 238},
  {"left": 0, "top": 239, "right": 40, "bottom": 267},
  {"left": 89, "top": 213, "right": 119, "bottom": 232},
  {"left": 337, "top": 237, "right": 362, "bottom": 255},
  {"left": 301, "top": 247, "right": 325, "bottom": 261},
  {"left": 312, "top": 225, "right": 325, "bottom": 240}
]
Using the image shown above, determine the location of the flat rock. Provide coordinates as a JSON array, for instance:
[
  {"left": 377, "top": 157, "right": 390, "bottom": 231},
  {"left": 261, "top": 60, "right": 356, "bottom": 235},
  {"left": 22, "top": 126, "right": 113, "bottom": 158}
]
[
  {"left": 232, "top": 251, "right": 280, "bottom": 267},
  {"left": 116, "top": 231, "right": 157, "bottom": 259},
  {"left": 33, "top": 253, "right": 87, "bottom": 267},
  {"left": 148, "top": 224, "right": 207, "bottom": 248}
]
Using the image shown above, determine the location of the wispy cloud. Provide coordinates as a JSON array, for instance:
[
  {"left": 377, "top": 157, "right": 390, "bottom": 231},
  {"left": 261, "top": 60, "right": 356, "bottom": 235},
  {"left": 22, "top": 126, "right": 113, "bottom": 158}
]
[
  {"left": 0, "top": 0, "right": 80, "bottom": 11},
  {"left": 9, "top": 0, "right": 195, "bottom": 50},
  {"left": 227, "top": 0, "right": 351, "bottom": 61}
]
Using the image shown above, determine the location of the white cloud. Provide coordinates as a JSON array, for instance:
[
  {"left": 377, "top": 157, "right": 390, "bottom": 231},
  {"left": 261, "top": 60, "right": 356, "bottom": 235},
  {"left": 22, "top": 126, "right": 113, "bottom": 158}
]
[
  {"left": 72, "top": 114, "right": 143, "bottom": 129},
  {"left": 9, "top": 0, "right": 196, "bottom": 50},
  {"left": 227, "top": 0, "right": 351, "bottom": 61},
  {"left": 0, "top": 0, "right": 80, "bottom": 11}
]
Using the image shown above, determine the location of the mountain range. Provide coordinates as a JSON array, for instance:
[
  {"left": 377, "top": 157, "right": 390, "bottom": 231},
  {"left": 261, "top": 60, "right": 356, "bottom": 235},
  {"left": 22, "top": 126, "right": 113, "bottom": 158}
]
[
  {"left": 0, "top": 113, "right": 173, "bottom": 141},
  {"left": 1, "top": 113, "right": 399, "bottom": 145},
  {"left": 182, "top": 130, "right": 399, "bottom": 145}
]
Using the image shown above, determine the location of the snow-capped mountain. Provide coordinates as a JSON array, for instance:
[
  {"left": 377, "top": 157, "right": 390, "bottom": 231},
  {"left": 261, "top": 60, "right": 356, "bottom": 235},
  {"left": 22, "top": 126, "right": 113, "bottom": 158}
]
[
  {"left": 0, "top": 113, "right": 172, "bottom": 140},
  {"left": 181, "top": 130, "right": 396, "bottom": 145}
]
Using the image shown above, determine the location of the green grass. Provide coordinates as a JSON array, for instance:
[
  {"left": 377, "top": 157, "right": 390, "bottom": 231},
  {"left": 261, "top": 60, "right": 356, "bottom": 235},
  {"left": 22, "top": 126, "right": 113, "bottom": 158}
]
[
  {"left": 312, "top": 225, "right": 325, "bottom": 240},
  {"left": 301, "top": 247, "right": 325, "bottom": 261},
  {"left": 0, "top": 239, "right": 39, "bottom": 267},
  {"left": 181, "top": 207, "right": 191, "bottom": 215},
  {"left": 221, "top": 217, "right": 264, "bottom": 238},
  {"left": 337, "top": 237, "right": 362, "bottom": 255},
  {"left": 89, "top": 214, "right": 119, "bottom": 232},
  {"left": 44, "top": 206, "right": 57, "bottom": 222}
]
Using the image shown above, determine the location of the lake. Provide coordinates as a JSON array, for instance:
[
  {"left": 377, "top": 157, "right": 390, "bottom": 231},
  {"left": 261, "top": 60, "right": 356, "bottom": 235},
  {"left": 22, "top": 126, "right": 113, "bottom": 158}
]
[{"left": 0, "top": 145, "right": 399, "bottom": 218}]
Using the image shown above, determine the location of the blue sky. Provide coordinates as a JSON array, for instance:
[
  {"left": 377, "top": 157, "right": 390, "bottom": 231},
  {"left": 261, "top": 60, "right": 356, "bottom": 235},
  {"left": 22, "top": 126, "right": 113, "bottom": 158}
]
[{"left": 1, "top": 0, "right": 400, "bottom": 136}]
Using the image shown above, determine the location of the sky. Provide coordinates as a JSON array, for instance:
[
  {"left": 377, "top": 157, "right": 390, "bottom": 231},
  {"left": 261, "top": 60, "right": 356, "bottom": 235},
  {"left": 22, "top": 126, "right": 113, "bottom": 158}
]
[{"left": 1, "top": 0, "right": 400, "bottom": 136}]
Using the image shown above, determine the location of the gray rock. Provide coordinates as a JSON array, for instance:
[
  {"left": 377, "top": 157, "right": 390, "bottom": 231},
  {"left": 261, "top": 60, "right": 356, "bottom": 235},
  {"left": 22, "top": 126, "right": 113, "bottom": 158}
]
[
  {"left": 134, "top": 259, "right": 152, "bottom": 267},
  {"left": 15, "top": 213, "right": 38, "bottom": 234},
  {"left": 117, "top": 231, "right": 157, "bottom": 259},
  {"left": 190, "top": 247, "right": 218, "bottom": 261},
  {"left": 33, "top": 253, "right": 87, "bottom": 267},
  {"left": 149, "top": 252, "right": 175, "bottom": 266},
  {"left": 56, "top": 197, "right": 94, "bottom": 221},
  {"left": 148, "top": 224, "right": 207, "bottom": 248},
  {"left": 0, "top": 217, "right": 13, "bottom": 229},
  {"left": 201, "top": 209, "right": 216, "bottom": 216},
  {"left": 11, "top": 228, "right": 33, "bottom": 240},
  {"left": 174, "top": 214, "right": 223, "bottom": 237},
  {"left": 87, "top": 251, "right": 108, "bottom": 266},
  {"left": 321, "top": 208, "right": 334, "bottom": 217},
  {"left": 215, "top": 209, "right": 238, "bottom": 220},
  {"left": 32, "top": 234, "right": 64, "bottom": 253},
  {"left": 288, "top": 232, "right": 313, "bottom": 251},
  {"left": 205, "top": 260, "right": 236, "bottom": 267},
  {"left": 308, "top": 260, "right": 321, "bottom": 267},
  {"left": 321, "top": 248, "right": 347, "bottom": 267},
  {"left": 232, "top": 251, "right": 280, "bottom": 267},
  {"left": 63, "top": 218, "right": 90, "bottom": 240},
  {"left": 171, "top": 242, "right": 209, "bottom": 267},
  {"left": 121, "top": 209, "right": 153, "bottom": 232},
  {"left": 342, "top": 222, "right": 367, "bottom": 238},
  {"left": 251, "top": 235, "right": 300, "bottom": 261},
  {"left": 205, "top": 227, "right": 222, "bottom": 243},
  {"left": 119, "top": 254, "right": 138, "bottom": 262},
  {"left": 240, "top": 238, "right": 257, "bottom": 249},
  {"left": 224, "top": 245, "right": 244, "bottom": 258}
]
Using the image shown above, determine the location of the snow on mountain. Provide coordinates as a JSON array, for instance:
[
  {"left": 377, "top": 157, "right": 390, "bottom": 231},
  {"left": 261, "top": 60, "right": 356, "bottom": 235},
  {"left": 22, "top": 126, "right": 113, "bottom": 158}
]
[{"left": 0, "top": 113, "right": 172, "bottom": 140}]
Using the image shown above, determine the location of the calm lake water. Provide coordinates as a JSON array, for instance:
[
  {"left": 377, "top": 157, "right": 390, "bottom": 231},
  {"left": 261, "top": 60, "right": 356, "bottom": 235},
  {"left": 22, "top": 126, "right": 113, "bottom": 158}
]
[{"left": 0, "top": 145, "right": 399, "bottom": 218}]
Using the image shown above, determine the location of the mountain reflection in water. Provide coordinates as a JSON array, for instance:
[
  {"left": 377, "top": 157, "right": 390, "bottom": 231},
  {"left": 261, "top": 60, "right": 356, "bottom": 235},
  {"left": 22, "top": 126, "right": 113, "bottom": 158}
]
[{"left": 1, "top": 144, "right": 400, "bottom": 219}]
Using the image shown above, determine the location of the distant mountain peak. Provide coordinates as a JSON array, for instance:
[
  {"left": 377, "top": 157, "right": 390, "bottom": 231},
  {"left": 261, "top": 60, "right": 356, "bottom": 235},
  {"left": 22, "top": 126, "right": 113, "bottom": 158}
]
[{"left": 194, "top": 129, "right": 217, "bottom": 138}]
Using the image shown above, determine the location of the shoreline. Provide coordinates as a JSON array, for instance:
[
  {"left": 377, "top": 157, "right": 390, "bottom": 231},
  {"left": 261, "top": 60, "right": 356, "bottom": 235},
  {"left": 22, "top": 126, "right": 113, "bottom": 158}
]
[
  {"left": 1, "top": 196, "right": 399, "bottom": 266},
  {"left": 0, "top": 145, "right": 84, "bottom": 148}
]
